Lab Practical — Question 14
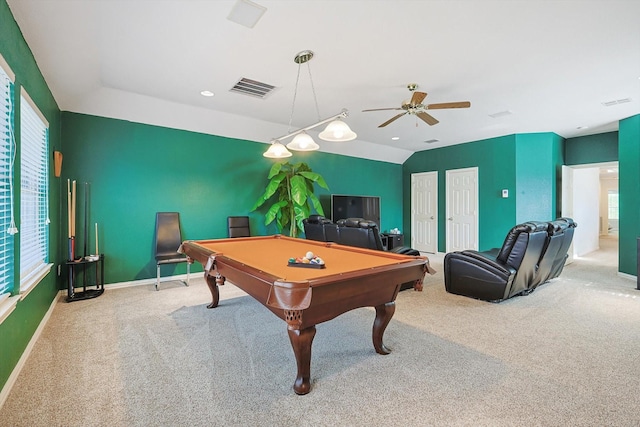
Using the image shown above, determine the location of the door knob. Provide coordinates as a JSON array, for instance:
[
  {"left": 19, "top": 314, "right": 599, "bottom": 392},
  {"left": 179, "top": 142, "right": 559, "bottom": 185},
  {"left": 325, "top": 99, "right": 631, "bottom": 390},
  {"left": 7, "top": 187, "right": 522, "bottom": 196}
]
[
  {"left": 430, "top": 216, "right": 434, "bottom": 220},
  {"left": 448, "top": 217, "right": 453, "bottom": 221}
]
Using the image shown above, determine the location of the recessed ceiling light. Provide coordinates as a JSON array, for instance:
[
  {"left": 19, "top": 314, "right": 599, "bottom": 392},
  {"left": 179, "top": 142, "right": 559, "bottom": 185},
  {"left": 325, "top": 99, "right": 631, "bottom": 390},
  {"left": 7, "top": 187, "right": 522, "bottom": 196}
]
[
  {"left": 391, "top": 136, "right": 399, "bottom": 140},
  {"left": 200, "top": 90, "right": 214, "bottom": 97},
  {"left": 576, "top": 126, "right": 589, "bottom": 130}
]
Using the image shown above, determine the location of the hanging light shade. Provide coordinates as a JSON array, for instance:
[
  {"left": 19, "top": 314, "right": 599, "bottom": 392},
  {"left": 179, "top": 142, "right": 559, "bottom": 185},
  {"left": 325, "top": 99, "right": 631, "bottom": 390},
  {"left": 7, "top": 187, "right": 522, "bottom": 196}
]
[
  {"left": 263, "top": 141, "right": 292, "bottom": 158},
  {"left": 263, "top": 51, "right": 356, "bottom": 158},
  {"left": 318, "top": 118, "right": 357, "bottom": 142},
  {"left": 286, "top": 131, "right": 320, "bottom": 151}
]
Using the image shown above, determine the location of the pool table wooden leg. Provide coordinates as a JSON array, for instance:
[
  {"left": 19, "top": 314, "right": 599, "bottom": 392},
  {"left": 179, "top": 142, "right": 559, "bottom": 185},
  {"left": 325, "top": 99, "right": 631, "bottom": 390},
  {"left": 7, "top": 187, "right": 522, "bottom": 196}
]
[
  {"left": 287, "top": 326, "right": 317, "bottom": 395},
  {"left": 204, "top": 273, "right": 224, "bottom": 309},
  {"left": 373, "top": 301, "right": 395, "bottom": 355}
]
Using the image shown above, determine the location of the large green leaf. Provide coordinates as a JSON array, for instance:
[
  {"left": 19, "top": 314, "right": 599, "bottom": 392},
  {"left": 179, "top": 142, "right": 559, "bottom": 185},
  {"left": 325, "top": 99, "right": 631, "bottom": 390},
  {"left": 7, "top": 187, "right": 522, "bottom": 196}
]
[
  {"left": 250, "top": 172, "right": 286, "bottom": 211},
  {"left": 298, "top": 171, "right": 329, "bottom": 190},
  {"left": 264, "top": 200, "right": 288, "bottom": 225},
  {"left": 267, "top": 162, "right": 284, "bottom": 179},
  {"left": 294, "top": 205, "right": 310, "bottom": 236},
  {"left": 307, "top": 192, "right": 324, "bottom": 216},
  {"left": 290, "top": 175, "right": 309, "bottom": 206}
]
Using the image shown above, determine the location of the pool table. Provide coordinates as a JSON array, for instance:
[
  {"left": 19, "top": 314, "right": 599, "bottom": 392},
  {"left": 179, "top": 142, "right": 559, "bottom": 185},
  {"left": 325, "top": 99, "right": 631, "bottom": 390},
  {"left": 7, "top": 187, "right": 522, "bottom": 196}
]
[{"left": 180, "top": 235, "right": 431, "bottom": 395}]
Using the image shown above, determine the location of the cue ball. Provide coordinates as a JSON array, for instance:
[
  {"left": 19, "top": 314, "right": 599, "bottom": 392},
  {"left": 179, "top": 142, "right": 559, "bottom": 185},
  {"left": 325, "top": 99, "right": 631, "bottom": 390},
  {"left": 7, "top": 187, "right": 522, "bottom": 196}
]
[{"left": 305, "top": 251, "right": 314, "bottom": 260}]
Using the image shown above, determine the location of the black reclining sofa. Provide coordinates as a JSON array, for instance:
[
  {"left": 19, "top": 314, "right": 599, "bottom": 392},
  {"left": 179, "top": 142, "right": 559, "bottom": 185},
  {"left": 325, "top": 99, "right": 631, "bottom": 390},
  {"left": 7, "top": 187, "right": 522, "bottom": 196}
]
[
  {"left": 443, "top": 218, "right": 577, "bottom": 302},
  {"left": 302, "top": 215, "right": 436, "bottom": 289}
]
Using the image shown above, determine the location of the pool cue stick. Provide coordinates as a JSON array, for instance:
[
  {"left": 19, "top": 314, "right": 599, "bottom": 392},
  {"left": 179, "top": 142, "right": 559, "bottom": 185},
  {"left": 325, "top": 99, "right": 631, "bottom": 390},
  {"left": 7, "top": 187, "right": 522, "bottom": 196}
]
[
  {"left": 83, "top": 182, "right": 88, "bottom": 258},
  {"left": 67, "top": 179, "right": 72, "bottom": 260},
  {"left": 71, "top": 180, "right": 76, "bottom": 236},
  {"left": 67, "top": 179, "right": 71, "bottom": 238},
  {"left": 95, "top": 222, "right": 99, "bottom": 255},
  {"left": 71, "top": 180, "right": 76, "bottom": 259}
]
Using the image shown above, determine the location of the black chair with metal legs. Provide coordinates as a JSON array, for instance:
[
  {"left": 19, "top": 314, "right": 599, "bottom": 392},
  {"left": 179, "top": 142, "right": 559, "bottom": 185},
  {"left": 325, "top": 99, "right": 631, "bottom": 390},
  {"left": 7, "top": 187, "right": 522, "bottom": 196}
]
[
  {"left": 154, "top": 212, "right": 191, "bottom": 291},
  {"left": 227, "top": 216, "right": 251, "bottom": 238}
]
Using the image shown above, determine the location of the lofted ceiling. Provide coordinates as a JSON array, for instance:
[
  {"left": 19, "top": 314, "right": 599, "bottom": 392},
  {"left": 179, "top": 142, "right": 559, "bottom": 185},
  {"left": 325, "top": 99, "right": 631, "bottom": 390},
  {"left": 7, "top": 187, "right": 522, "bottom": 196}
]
[{"left": 6, "top": 0, "right": 640, "bottom": 164}]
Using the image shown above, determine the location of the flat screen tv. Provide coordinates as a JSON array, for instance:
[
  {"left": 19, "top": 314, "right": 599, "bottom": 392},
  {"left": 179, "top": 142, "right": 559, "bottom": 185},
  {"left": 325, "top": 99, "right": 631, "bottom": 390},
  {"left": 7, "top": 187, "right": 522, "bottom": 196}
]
[{"left": 331, "top": 194, "right": 381, "bottom": 226}]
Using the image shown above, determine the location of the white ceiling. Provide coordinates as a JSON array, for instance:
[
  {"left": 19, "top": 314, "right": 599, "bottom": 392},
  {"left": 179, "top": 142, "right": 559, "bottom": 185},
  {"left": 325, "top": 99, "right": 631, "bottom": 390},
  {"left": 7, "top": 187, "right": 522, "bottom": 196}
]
[{"left": 7, "top": 0, "right": 640, "bottom": 164}]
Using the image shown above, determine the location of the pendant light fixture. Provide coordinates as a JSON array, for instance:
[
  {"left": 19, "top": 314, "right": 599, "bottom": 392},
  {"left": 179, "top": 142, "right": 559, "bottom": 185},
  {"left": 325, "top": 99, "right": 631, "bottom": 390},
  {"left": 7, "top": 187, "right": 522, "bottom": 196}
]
[{"left": 263, "top": 50, "right": 356, "bottom": 158}]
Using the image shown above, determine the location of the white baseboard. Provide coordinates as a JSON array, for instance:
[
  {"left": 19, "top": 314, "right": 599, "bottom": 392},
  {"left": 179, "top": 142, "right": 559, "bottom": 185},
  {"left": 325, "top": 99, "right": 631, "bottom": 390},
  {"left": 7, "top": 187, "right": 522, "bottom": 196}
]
[
  {"left": 105, "top": 273, "right": 192, "bottom": 290},
  {"left": 617, "top": 271, "right": 638, "bottom": 283},
  {"left": 0, "top": 291, "right": 59, "bottom": 410}
]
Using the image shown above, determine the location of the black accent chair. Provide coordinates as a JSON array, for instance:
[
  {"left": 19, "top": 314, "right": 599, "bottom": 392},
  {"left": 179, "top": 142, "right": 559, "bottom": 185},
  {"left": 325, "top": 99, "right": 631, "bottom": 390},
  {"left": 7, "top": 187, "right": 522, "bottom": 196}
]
[
  {"left": 154, "top": 212, "right": 192, "bottom": 291},
  {"left": 227, "top": 216, "right": 250, "bottom": 238},
  {"left": 444, "top": 221, "right": 549, "bottom": 302}
]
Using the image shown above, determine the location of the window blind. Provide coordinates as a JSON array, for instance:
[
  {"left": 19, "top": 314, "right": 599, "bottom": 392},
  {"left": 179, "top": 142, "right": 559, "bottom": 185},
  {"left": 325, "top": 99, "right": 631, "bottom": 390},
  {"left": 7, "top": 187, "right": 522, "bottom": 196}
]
[
  {"left": 20, "top": 91, "right": 49, "bottom": 287},
  {"left": 0, "top": 61, "right": 15, "bottom": 299}
]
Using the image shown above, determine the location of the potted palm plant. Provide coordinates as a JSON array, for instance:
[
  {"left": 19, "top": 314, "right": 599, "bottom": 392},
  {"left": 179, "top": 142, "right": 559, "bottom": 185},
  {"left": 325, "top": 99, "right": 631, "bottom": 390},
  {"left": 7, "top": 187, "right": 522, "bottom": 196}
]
[{"left": 251, "top": 161, "right": 329, "bottom": 237}]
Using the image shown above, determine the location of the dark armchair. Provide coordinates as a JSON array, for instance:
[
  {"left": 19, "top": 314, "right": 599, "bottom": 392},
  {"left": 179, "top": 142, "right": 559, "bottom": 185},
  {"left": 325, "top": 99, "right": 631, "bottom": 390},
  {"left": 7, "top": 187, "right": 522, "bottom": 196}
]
[
  {"left": 227, "top": 216, "right": 250, "bottom": 238},
  {"left": 444, "top": 221, "right": 549, "bottom": 302}
]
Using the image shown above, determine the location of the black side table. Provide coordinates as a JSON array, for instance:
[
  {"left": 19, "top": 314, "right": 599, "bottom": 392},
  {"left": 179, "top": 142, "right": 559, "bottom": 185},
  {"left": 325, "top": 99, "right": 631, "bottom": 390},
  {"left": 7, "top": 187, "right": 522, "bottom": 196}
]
[
  {"left": 382, "top": 233, "right": 404, "bottom": 250},
  {"left": 66, "top": 254, "right": 105, "bottom": 302}
]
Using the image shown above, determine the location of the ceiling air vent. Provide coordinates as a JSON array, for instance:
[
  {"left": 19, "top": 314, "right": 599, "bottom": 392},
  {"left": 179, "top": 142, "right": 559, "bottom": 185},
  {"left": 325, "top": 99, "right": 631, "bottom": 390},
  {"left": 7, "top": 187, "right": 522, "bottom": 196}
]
[
  {"left": 424, "top": 139, "right": 439, "bottom": 144},
  {"left": 230, "top": 78, "right": 276, "bottom": 99},
  {"left": 601, "top": 98, "right": 632, "bottom": 107}
]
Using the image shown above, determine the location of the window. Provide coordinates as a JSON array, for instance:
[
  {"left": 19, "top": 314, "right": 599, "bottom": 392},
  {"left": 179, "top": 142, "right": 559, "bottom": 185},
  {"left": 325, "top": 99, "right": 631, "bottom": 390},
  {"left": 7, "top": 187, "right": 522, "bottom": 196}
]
[
  {"left": 0, "top": 56, "right": 15, "bottom": 303},
  {"left": 608, "top": 190, "right": 619, "bottom": 220},
  {"left": 19, "top": 90, "right": 50, "bottom": 294}
]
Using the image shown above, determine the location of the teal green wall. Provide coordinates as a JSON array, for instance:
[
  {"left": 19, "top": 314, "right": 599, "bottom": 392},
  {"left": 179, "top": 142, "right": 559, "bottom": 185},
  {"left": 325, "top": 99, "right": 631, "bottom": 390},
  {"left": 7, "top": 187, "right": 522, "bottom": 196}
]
[
  {"left": 61, "top": 112, "right": 403, "bottom": 284},
  {"left": 403, "top": 133, "right": 563, "bottom": 252},
  {"left": 0, "top": 0, "right": 62, "bottom": 394},
  {"left": 515, "top": 133, "right": 563, "bottom": 223},
  {"left": 618, "top": 115, "right": 640, "bottom": 276},
  {"left": 403, "top": 135, "right": 518, "bottom": 252},
  {"left": 565, "top": 131, "right": 618, "bottom": 165}
]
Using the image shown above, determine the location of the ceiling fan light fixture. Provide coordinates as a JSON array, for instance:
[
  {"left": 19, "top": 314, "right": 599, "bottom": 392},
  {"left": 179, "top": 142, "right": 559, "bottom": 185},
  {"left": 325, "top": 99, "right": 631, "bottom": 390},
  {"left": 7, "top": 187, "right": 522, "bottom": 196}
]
[
  {"left": 319, "top": 118, "right": 357, "bottom": 142},
  {"left": 287, "top": 131, "right": 319, "bottom": 151},
  {"left": 263, "top": 141, "right": 292, "bottom": 158}
]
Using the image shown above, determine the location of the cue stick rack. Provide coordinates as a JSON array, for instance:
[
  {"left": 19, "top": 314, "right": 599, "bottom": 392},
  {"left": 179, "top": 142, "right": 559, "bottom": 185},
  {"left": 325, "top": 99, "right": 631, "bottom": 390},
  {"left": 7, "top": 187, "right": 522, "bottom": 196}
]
[{"left": 66, "top": 179, "right": 104, "bottom": 302}]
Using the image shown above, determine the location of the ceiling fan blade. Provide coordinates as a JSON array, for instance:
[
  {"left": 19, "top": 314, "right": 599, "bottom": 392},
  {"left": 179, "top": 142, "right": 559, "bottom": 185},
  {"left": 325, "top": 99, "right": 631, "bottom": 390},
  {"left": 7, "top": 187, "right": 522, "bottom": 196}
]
[
  {"left": 426, "top": 101, "right": 471, "bottom": 110},
  {"left": 379, "top": 112, "right": 407, "bottom": 127},
  {"left": 417, "top": 112, "right": 439, "bottom": 126},
  {"left": 362, "top": 107, "right": 403, "bottom": 112},
  {"left": 410, "top": 91, "right": 428, "bottom": 106}
]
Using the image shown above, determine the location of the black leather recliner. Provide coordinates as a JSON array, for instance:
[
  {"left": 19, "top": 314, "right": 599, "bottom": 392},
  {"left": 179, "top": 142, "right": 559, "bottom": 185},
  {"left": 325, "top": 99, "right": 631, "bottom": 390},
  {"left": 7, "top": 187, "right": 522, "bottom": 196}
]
[
  {"left": 335, "top": 218, "right": 384, "bottom": 250},
  {"left": 444, "top": 221, "right": 549, "bottom": 302},
  {"left": 303, "top": 216, "right": 436, "bottom": 289},
  {"left": 302, "top": 214, "right": 331, "bottom": 242},
  {"left": 548, "top": 217, "right": 577, "bottom": 279}
]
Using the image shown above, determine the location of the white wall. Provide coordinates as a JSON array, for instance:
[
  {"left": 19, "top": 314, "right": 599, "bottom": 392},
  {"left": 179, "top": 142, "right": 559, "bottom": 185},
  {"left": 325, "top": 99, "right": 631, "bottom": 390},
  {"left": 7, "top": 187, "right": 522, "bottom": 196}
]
[
  {"left": 599, "top": 176, "right": 619, "bottom": 235},
  {"left": 572, "top": 167, "right": 601, "bottom": 256}
]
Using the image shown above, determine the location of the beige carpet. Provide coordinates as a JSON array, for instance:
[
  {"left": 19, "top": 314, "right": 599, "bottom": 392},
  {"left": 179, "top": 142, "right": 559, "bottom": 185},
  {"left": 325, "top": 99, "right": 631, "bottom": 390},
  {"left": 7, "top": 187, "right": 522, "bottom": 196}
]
[{"left": 1, "top": 236, "right": 639, "bottom": 426}]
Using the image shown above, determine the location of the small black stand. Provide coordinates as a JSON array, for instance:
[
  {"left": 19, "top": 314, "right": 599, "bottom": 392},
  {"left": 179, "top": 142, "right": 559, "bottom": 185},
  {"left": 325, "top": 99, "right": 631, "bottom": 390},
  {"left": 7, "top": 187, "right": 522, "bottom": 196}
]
[
  {"left": 66, "top": 254, "right": 105, "bottom": 302},
  {"left": 382, "top": 233, "right": 404, "bottom": 251}
]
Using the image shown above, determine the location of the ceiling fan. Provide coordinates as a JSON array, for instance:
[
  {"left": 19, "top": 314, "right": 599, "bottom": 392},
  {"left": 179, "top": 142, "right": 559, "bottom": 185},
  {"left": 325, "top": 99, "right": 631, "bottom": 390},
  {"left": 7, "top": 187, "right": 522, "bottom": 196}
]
[{"left": 362, "top": 84, "right": 471, "bottom": 127}]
